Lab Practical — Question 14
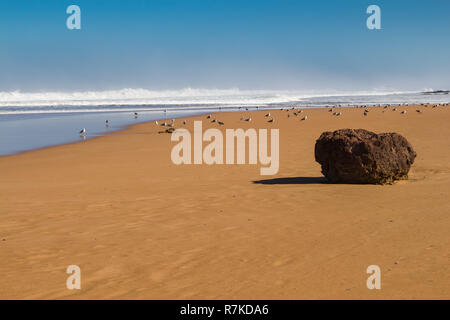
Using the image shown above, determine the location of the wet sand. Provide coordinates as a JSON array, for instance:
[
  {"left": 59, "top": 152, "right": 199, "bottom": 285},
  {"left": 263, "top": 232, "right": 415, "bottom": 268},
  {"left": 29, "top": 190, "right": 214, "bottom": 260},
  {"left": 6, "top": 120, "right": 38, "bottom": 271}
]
[{"left": 0, "top": 105, "right": 449, "bottom": 299}]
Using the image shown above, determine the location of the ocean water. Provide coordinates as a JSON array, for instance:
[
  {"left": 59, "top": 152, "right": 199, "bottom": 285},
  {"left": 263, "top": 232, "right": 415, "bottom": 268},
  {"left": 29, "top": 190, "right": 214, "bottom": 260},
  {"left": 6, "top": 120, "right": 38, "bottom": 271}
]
[
  {"left": 0, "top": 107, "right": 236, "bottom": 156},
  {"left": 0, "top": 89, "right": 449, "bottom": 156}
]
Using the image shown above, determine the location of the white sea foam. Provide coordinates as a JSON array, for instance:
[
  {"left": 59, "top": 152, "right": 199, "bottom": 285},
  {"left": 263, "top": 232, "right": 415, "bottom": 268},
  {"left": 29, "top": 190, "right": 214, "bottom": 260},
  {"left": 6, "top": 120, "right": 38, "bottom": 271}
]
[{"left": 0, "top": 88, "right": 447, "bottom": 115}]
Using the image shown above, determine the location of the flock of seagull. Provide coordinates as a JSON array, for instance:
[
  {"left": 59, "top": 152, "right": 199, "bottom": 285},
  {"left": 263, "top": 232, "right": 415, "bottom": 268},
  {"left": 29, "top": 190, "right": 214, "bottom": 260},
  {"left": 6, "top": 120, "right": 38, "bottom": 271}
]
[
  {"left": 326, "top": 102, "right": 450, "bottom": 119},
  {"left": 79, "top": 103, "right": 449, "bottom": 137}
]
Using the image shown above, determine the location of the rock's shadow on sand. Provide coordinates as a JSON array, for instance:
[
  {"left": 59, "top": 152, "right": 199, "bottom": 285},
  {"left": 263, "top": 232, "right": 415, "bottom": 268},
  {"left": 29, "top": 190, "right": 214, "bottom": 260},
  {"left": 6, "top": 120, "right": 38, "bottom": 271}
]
[{"left": 253, "top": 177, "right": 328, "bottom": 185}]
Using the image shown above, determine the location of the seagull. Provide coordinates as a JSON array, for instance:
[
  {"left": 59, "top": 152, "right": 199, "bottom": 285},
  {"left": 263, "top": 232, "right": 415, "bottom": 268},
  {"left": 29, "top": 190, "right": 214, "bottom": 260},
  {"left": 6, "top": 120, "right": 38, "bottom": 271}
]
[
  {"left": 265, "top": 113, "right": 271, "bottom": 117},
  {"left": 134, "top": 112, "right": 138, "bottom": 118},
  {"left": 105, "top": 120, "right": 109, "bottom": 127},
  {"left": 207, "top": 114, "right": 211, "bottom": 119},
  {"left": 218, "top": 121, "right": 224, "bottom": 125},
  {"left": 416, "top": 110, "right": 422, "bottom": 114},
  {"left": 401, "top": 110, "right": 407, "bottom": 114},
  {"left": 301, "top": 116, "right": 308, "bottom": 120},
  {"left": 211, "top": 119, "right": 216, "bottom": 123},
  {"left": 155, "top": 120, "right": 158, "bottom": 125},
  {"left": 245, "top": 117, "right": 252, "bottom": 122},
  {"left": 79, "top": 128, "right": 86, "bottom": 136},
  {"left": 268, "top": 118, "right": 274, "bottom": 123},
  {"left": 183, "top": 120, "right": 187, "bottom": 125}
]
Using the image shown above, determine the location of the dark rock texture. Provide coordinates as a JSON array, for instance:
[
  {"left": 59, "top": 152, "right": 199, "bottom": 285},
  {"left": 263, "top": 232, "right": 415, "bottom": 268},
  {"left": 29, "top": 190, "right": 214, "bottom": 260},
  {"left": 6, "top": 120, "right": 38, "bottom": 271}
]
[{"left": 314, "top": 129, "right": 417, "bottom": 184}]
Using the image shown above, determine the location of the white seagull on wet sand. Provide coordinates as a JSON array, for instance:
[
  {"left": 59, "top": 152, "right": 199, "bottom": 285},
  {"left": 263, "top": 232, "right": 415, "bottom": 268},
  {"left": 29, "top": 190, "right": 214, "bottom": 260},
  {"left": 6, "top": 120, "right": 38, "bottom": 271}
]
[{"left": 301, "top": 116, "right": 308, "bottom": 120}]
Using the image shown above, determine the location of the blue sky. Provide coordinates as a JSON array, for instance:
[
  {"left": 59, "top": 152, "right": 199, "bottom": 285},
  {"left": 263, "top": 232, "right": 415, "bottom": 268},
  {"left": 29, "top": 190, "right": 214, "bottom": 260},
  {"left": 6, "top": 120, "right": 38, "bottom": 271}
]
[{"left": 0, "top": 0, "right": 449, "bottom": 92}]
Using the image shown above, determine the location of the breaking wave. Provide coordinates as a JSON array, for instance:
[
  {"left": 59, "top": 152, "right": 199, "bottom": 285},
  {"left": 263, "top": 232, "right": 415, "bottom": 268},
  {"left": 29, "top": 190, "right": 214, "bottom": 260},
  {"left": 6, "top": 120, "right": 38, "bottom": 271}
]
[{"left": 0, "top": 87, "right": 445, "bottom": 115}]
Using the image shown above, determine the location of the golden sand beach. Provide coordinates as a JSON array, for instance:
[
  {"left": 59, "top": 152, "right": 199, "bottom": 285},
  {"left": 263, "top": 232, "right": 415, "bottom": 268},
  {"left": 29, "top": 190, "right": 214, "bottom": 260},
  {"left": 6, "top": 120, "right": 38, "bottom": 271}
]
[{"left": 0, "top": 105, "right": 449, "bottom": 299}]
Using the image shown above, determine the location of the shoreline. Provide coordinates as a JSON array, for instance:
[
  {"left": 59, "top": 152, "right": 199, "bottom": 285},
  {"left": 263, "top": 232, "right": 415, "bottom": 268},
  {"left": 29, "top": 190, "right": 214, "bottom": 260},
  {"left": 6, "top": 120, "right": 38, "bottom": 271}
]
[
  {"left": 0, "top": 108, "right": 219, "bottom": 157},
  {"left": 2, "top": 102, "right": 448, "bottom": 157},
  {"left": 1, "top": 104, "right": 450, "bottom": 299},
  {"left": 0, "top": 105, "right": 336, "bottom": 157}
]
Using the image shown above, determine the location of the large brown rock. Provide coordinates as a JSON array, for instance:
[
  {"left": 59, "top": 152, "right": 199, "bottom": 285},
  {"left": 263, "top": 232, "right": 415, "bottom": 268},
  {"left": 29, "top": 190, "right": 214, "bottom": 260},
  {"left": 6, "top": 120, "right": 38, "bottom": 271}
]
[{"left": 314, "top": 129, "right": 416, "bottom": 184}]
